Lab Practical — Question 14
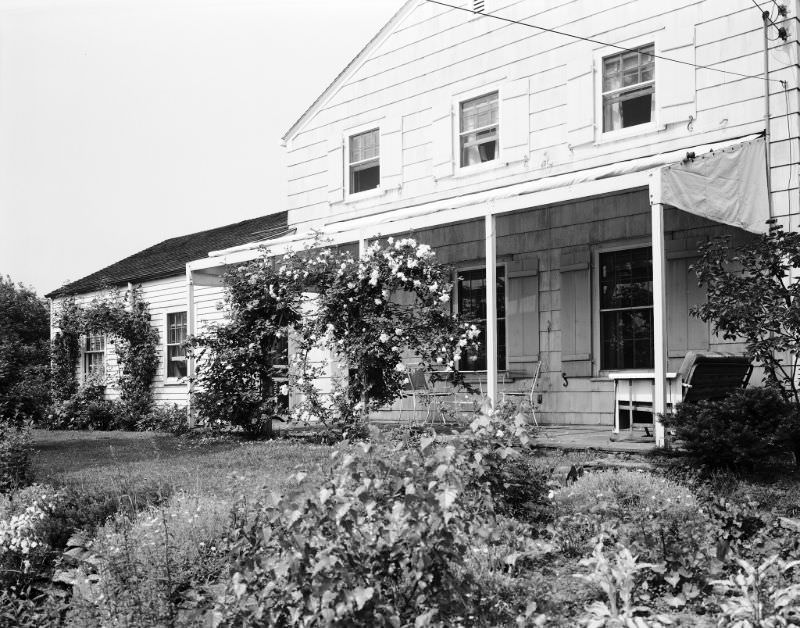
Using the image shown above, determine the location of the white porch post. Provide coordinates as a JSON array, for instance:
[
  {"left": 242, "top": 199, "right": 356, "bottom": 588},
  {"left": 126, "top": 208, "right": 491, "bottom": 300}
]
[
  {"left": 485, "top": 213, "right": 498, "bottom": 407},
  {"left": 186, "top": 268, "right": 196, "bottom": 426},
  {"left": 649, "top": 172, "right": 667, "bottom": 448}
]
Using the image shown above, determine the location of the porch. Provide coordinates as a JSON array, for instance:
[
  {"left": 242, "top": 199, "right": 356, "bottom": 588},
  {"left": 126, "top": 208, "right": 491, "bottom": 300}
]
[{"left": 189, "top": 135, "right": 769, "bottom": 446}]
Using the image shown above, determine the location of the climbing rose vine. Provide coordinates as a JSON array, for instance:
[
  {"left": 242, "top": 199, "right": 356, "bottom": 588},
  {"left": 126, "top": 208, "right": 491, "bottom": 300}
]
[{"left": 191, "top": 238, "right": 479, "bottom": 438}]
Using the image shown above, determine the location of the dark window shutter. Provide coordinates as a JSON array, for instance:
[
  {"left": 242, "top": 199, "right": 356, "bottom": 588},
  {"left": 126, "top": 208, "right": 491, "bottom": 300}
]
[{"left": 561, "top": 245, "right": 592, "bottom": 377}]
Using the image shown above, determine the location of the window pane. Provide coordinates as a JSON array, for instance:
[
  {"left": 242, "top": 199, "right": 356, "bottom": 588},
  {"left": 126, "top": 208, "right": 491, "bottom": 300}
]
[
  {"left": 85, "top": 352, "right": 104, "bottom": 377},
  {"left": 86, "top": 333, "right": 104, "bottom": 352},
  {"left": 600, "top": 248, "right": 654, "bottom": 370},
  {"left": 457, "top": 266, "right": 505, "bottom": 371},
  {"left": 167, "top": 312, "right": 187, "bottom": 344},
  {"left": 460, "top": 133, "right": 497, "bottom": 166},
  {"left": 601, "top": 309, "right": 654, "bottom": 370},
  {"left": 350, "top": 162, "right": 380, "bottom": 194},
  {"left": 460, "top": 92, "right": 498, "bottom": 132},
  {"left": 350, "top": 129, "right": 379, "bottom": 163},
  {"left": 167, "top": 345, "right": 187, "bottom": 378},
  {"left": 603, "top": 85, "right": 653, "bottom": 131},
  {"left": 601, "top": 44, "right": 655, "bottom": 132}
]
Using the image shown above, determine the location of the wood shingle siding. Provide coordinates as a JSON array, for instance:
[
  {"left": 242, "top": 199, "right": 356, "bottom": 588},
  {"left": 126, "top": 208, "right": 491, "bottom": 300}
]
[{"left": 285, "top": 0, "right": 797, "bottom": 235}]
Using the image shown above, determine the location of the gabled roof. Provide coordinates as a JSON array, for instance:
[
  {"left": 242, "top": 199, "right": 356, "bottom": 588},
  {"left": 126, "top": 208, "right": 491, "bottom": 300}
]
[
  {"left": 282, "top": 0, "right": 419, "bottom": 143},
  {"left": 46, "top": 211, "right": 289, "bottom": 299}
]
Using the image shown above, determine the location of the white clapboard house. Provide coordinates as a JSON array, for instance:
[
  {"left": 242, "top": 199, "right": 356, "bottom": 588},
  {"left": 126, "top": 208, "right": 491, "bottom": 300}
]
[
  {"left": 51, "top": 0, "right": 799, "bottom": 445},
  {"left": 46, "top": 213, "right": 289, "bottom": 406}
]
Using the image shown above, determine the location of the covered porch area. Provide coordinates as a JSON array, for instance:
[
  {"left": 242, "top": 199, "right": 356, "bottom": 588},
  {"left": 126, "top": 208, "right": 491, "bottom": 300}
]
[{"left": 190, "top": 135, "right": 769, "bottom": 447}]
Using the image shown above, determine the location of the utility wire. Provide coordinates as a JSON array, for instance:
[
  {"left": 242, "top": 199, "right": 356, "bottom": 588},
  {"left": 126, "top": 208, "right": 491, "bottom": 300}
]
[
  {"left": 426, "top": 0, "right": 786, "bottom": 85},
  {"left": 751, "top": 0, "right": 786, "bottom": 37}
]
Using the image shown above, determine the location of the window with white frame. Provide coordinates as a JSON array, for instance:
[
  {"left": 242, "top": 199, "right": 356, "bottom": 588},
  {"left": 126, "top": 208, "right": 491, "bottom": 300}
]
[
  {"left": 599, "top": 248, "right": 654, "bottom": 370},
  {"left": 84, "top": 332, "right": 105, "bottom": 380},
  {"left": 459, "top": 91, "right": 499, "bottom": 167},
  {"left": 601, "top": 44, "right": 655, "bottom": 133},
  {"left": 456, "top": 266, "right": 506, "bottom": 371},
  {"left": 349, "top": 128, "right": 380, "bottom": 194},
  {"left": 166, "top": 312, "right": 188, "bottom": 379}
]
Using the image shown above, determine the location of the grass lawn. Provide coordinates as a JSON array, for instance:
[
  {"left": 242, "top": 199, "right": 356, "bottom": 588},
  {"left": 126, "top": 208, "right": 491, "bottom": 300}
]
[{"left": 30, "top": 429, "right": 335, "bottom": 502}]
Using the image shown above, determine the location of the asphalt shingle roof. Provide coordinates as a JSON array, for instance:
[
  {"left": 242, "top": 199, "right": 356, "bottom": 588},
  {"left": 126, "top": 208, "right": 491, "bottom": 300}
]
[{"left": 46, "top": 211, "right": 288, "bottom": 299}]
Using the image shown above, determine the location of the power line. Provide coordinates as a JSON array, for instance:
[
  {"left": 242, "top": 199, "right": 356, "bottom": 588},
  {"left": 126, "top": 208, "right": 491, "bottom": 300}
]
[
  {"left": 425, "top": 0, "right": 785, "bottom": 85},
  {"left": 751, "top": 0, "right": 787, "bottom": 38}
]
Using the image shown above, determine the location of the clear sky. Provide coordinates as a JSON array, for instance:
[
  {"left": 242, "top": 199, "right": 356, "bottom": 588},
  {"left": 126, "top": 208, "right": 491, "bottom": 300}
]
[{"left": 0, "top": 0, "right": 403, "bottom": 295}]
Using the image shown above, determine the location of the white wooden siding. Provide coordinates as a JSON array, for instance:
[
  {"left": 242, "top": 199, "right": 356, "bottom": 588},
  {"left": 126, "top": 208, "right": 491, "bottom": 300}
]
[{"left": 286, "top": 0, "right": 798, "bottom": 233}]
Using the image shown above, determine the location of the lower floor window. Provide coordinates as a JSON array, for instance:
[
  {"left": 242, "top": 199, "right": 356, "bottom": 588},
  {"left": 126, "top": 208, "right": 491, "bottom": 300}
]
[
  {"left": 599, "top": 247, "right": 654, "bottom": 370},
  {"left": 84, "top": 332, "right": 105, "bottom": 379},
  {"left": 457, "top": 266, "right": 506, "bottom": 371},
  {"left": 166, "top": 312, "right": 188, "bottom": 379}
]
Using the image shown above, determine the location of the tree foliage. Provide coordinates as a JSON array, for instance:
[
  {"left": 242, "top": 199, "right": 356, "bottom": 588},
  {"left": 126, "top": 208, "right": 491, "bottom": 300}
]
[
  {"left": 691, "top": 222, "right": 800, "bottom": 403},
  {"left": 190, "top": 239, "right": 479, "bottom": 438},
  {"left": 0, "top": 276, "right": 51, "bottom": 426}
]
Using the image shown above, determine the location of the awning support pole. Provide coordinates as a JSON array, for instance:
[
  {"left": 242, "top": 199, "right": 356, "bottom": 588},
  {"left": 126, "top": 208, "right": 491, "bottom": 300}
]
[
  {"left": 649, "top": 172, "right": 667, "bottom": 448},
  {"left": 485, "top": 213, "right": 498, "bottom": 408},
  {"left": 186, "top": 268, "right": 196, "bottom": 427}
]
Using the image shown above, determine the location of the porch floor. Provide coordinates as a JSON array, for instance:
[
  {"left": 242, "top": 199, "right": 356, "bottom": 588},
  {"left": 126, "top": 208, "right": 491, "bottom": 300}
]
[{"left": 531, "top": 425, "right": 656, "bottom": 453}]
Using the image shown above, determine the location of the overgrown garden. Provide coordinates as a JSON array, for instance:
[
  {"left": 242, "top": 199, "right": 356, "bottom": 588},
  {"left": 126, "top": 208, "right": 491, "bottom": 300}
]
[{"left": 1, "top": 227, "right": 800, "bottom": 625}]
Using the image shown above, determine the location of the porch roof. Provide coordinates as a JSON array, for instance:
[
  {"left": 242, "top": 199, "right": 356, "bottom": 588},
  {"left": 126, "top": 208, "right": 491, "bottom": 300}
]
[{"left": 190, "top": 132, "right": 764, "bottom": 272}]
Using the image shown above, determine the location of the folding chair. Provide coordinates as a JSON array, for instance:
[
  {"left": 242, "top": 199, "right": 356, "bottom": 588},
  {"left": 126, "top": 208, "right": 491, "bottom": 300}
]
[
  {"left": 501, "top": 362, "right": 542, "bottom": 426},
  {"left": 399, "top": 369, "right": 451, "bottom": 423}
]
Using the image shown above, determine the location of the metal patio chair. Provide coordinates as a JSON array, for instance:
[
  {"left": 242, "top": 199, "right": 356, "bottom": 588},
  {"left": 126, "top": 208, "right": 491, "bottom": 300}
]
[{"left": 501, "top": 361, "right": 542, "bottom": 427}]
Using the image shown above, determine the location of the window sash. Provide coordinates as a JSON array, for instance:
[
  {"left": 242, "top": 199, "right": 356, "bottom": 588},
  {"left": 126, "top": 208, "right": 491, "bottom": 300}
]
[
  {"left": 599, "top": 248, "right": 654, "bottom": 370},
  {"left": 460, "top": 92, "right": 498, "bottom": 133},
  {"left": 166, "top": 312, "right": 188, "bottom": 378},
  {"left": 349, "top": 129, "right": 379, "bottom": 164},
  {"left": 456, "top": 266, "right": 506, "bottom": 371},
  {"left": 84, "top": 350, "right": 105, "bottom": 378}
]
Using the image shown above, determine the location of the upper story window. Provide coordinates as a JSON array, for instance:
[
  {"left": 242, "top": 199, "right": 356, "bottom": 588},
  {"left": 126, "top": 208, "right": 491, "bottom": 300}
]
[
  {"left": 460, "top": 91, "right": 498, "bottom": 167},
  {"left": 599, "top": 248, "right": 653, "bottom": 370},
  {"left": 457, "top": 266, "right": 506, "bottom": 371},
  {"left": 602, "top": 44, "right": 654, "bottom": 133},
  {"left": 84, "top": 332, "right": 105, "bottom": 379},
  {"left": 166, "top": 311, "right": 188, "bottom": 379},
  {"left": 349, "top": 128, "right": 380, "bottom": 194}
]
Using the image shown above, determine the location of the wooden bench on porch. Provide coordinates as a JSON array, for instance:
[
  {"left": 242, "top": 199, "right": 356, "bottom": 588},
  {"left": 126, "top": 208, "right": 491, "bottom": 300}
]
[{"left": 610, "top": 351, "right": 753, "bottom": 436}]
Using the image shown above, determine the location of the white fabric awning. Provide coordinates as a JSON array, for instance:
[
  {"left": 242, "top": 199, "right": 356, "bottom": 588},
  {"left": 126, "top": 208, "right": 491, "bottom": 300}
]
[{"left": 655, "top": 136, "right": 769, "bottom": 234}]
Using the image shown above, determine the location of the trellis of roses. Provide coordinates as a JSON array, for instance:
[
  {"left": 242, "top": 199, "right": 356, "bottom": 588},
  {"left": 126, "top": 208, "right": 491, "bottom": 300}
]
[
  {"left": 51, "top": 288, "right": 160, "bottom": 419},
  {"left": 190, "top": 238, "right": 480, "bottom": 437}
]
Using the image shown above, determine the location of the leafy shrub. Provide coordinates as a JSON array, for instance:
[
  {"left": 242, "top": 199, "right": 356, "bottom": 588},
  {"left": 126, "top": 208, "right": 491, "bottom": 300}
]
[
  {"left": 46, "top": 384, "right": 115, "bottom": 430},
  {"left": 0, "top": 588, "right": 65, "bottom": 628},
  {"left": 136, "top": 404, "right": 190, "bottom": 435},
  {"left": 0, "top": 426, "right": 33, "bottom": 493},
  {"left": 461, "top": 410, "right": 547, "bottom": 521},
  {"left": 0, "top": 485, "right": 62, "bottom": 591},
  {"left": 712, "top": 555, "right": 800, "bottom": 626},
  {"left": 71, "top": 493, "right": 230, "bottom": 627},
  {"left": 552, "top": 470, "right": 701, "bottom": 557},
  {"left": 662, "top": 387, "right": 800, "bottom": 468},
  {"left": 551, "top": 469, "right": 723, "bottom": 609},
  {"left": 214, "top": 410, "right": 543, "bottom": 626}
]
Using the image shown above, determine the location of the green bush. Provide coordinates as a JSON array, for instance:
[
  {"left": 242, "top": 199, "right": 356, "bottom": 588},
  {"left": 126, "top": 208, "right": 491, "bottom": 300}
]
[
  {"left": 213, "top": 411, "right": 544, "bottom": 626},
  {"left": 552, "top": 470, "right": 702, "bottom": 559},
  {"left": 661, "top": 387, "right": 800, "bottom": 468},
  {"left": 0, "top": 426, "right": 33, "bottom": 493},
  {"left": 46, "top": 384, "right": 116, "bottom": 430},
  {"left": 71, "top": 493, "right": 230, "bottom": 627},
  {"left": 136, "top": 404, "right": 190, "bottom": 435}
]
